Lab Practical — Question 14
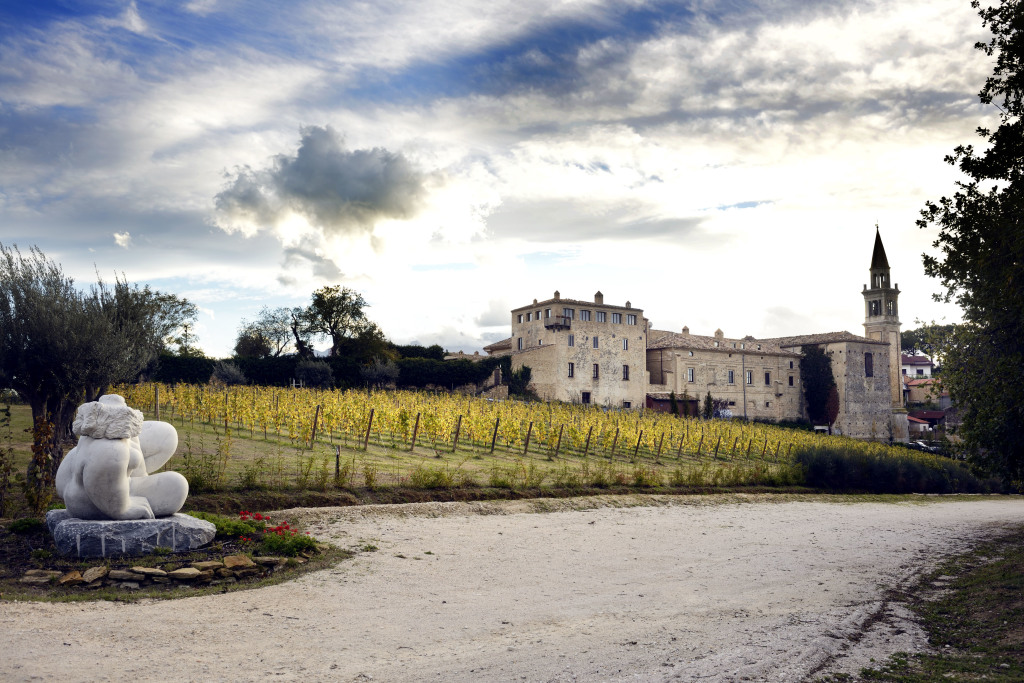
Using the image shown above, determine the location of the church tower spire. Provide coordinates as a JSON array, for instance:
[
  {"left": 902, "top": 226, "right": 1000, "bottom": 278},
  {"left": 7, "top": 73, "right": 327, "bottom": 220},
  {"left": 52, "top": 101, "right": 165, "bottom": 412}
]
[{"left": 862, "top": 225, "right": 902, "bottom": 408}]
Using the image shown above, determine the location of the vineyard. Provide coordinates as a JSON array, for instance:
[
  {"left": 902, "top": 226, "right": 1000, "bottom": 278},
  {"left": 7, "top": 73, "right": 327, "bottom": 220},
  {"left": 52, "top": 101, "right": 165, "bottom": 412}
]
[{"left": 108, "top": 383, "right": 946, "bottom": 493}]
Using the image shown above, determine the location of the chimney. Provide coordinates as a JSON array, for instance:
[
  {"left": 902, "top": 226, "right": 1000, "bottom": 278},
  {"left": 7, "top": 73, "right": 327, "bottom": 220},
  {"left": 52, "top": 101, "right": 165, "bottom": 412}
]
[
  {"left": 554, "top": 290, "right": 560, "bottom": 300},
  {"left": 594, "top": 291, "right": 604, "bottom": 304},
  {"left": 714, "top": 328, "right": 724, "bottom": 340},
  {"left": 682, "top": 326, "right": 690, "bottom": 335}
]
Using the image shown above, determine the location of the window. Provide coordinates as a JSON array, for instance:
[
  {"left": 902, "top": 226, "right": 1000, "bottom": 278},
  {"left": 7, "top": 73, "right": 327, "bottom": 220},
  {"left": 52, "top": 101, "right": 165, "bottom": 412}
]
[
  {"left": 563, "top": 307, "right": 575, "bottom": 319},
  {"left": 536, "top": 310, "right": 541, "bottom": 320},
  {"left": 626, "top": 314, "right": 637, "bottom": 325},
  {"left": 902, "top": 368, "right": 908, "bottom": 375},
  {"left": 887, "top": 300, "right": 895, "bottom": 315},
  {"left": 623, "top": 401, "right": 631, "bottom": 409},
  {"left": 596, "top": 311, "right": 606, "bottom": 322},
  {"left": 611, "top": 313, "right": 622, "bottom": 324},
  {"left": 545, "top": 309, "right": 551, "bottom": 318},
  {"left": 526, "top": 312, "right": 532, "bottom": 321},
  {"left": 765, "top": 372, "right": 771, "bottom": 386},
  {"left": 568, "top": 362, "right": 574, "bottom": 378},
  {"left": 538, "top": 339, "right": 543, "bottom": 346},
  {"left": 864, "top": 352, "right": 874, "bottom": 377},
  {"left": 568, "top": 334, "right": 574, "bottom": 347},
  {"left": 728, "top": 370, "right": 735, "bottom": 384},
  {"left": 869, "top": 300, "right": 880, "bottom": 316},
  {"left": 593, "top": 336, "right": 599, "bottom": 349},
  {"left": 581, "top": 391, "right": 591, "bottom": 404},
  {"left": 517, "top": 337, "right": 523, "bottom": 350},
  {"left": 580, "top": 310, "right": 591, "bottom": 321},
  {"left": 740, "top": 343, "right": 745, "bottom": 349},
  {"left": 789, "top": 361, "right": 794, "bottom": 369},
  {"left": 622, "top": 365, "right": 630, "bottom": 380},
  {"left": 688, "top": 351, "right": 694, "bottom": 356},
  {"left": 713, "top": 341, "right": 719, "bottom": 347},
  {"left": 745, "top": 370, "right": 753, "bottom": 385},
  {"left": 622, "top": 338, "right": 628, "bottom": 351},
  {"left": 916, "top": 368, "right": 924, "bottom": 376},
  {"left": 765, "top": 401, "right": 771, "bottom": 408},
  {"left": 593, "top": 364, "right": 600, "bottom": 379},
  {"left": 788, "top": 376, "right": 794, "bottom": 386},
  {"left": 517, "top": 314, "right": 523, "bottom": 323},
  {"left": 687, "top": 368, "right": 695, "bottom": 383}
]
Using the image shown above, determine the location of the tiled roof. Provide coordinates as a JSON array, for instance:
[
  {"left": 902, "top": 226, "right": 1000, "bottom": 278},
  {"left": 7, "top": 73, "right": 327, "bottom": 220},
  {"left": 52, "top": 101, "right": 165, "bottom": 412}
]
[
  {"left": 901, "top": 355, "right": 934, "bottom": 365},
  {"left": 909, "top": 410, "right": 946, "bottom": 420},
  {"left": 760, "top": 331, "right": 888, "bottom": 347},
  {"left": 907, "top": 416, "right": 929, "bottom": 424},
  {"left": 511, "top": 296, "right": 642, "bottom": 313},
  {"left": 647, "top": 330, "right": 802, "bottom": 357},
  {"left": 483, "top": 338, "right": 512, "bottom": 351}
]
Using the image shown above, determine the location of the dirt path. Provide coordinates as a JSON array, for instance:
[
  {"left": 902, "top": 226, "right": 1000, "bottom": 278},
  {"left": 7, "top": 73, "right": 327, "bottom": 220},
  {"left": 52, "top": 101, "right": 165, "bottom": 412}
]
[{"left": 2, "top": 494, "right": 1022, "bottom": 682}]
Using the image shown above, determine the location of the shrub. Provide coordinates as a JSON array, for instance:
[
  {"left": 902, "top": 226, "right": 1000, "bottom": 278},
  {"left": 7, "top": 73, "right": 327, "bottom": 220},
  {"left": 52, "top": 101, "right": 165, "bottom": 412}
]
[
  {"left": 211, "top": 361, "right": 248, "bottom": 386},
  {"left": 794, "top": 444, "right": 991, "bottom": 494},
  {"left": 295, "top": 360, "right": 334, "bottom": 389}
]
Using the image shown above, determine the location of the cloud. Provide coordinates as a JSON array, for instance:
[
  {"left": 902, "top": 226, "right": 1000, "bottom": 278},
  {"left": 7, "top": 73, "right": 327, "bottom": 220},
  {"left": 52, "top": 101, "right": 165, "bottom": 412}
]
[
  {"left": 475, "top": 299, "right": 513, "bottom": 327},
  {"left": 113, "top": 231, "right": 132, "bottom": 248},
  {"left": 214, "top": 125, "right": 430, "bottom": 238}
]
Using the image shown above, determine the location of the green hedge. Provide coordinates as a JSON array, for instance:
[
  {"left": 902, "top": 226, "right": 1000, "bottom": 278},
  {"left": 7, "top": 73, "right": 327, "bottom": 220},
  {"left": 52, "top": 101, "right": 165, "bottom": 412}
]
[{"left": 794, "top": 444, "right": 992, "bottom": 494}]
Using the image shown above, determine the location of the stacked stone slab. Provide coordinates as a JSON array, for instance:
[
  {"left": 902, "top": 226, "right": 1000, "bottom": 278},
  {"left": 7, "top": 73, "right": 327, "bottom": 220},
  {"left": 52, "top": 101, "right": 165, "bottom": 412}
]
[{"left": 46, "top": 509, "right": 216, "bottom": 558}]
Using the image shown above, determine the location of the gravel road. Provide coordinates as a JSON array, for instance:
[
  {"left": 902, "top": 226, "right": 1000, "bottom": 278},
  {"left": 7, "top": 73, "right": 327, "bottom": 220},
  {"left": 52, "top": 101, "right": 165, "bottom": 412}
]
[{"left": 2, "top": 494, "right": 1022, "bottom": 682}]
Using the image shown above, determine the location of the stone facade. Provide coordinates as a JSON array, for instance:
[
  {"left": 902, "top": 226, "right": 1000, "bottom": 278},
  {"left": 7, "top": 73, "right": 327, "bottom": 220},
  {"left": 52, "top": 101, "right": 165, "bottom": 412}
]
[
  {"left": 762, "top": 332, "right": 904, "bottom": 440},
  {"left": 646, "top": 329, "right": 803, "bottom": 421},
  {"left": 510, "top": 291, "right": 648, "bottom": 408}
]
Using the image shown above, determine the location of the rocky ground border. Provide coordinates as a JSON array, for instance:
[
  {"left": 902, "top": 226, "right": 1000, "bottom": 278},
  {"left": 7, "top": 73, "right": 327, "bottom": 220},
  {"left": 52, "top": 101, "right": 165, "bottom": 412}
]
[{"left": 16, "top": 552, "right": 315, "bottom": 593}]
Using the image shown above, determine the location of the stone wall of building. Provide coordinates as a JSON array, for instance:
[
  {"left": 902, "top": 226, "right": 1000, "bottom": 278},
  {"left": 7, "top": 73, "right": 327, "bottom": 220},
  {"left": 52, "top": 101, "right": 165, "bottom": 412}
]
[
  {"left": 510, "top": 292, "right": 648, "bottom": 408},
  {"left": 646, "top": 330, "right": 803, "bottom": 421}
]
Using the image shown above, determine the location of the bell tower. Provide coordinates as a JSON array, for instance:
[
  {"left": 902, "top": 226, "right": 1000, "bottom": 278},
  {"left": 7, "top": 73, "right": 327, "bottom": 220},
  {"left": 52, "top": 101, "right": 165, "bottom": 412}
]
[{"left": 862, "top": 226, "right": 902, "bottom": 408}]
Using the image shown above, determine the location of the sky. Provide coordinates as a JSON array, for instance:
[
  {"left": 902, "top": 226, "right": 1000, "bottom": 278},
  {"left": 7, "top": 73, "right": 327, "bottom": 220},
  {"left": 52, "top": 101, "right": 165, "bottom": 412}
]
[{"left": 0, "top": 0, "right": 993, "bottom": 358}]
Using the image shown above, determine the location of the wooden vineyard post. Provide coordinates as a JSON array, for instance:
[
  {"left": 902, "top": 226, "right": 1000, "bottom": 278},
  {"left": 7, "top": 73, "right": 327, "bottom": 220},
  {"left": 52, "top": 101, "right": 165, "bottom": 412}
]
[
  {"left": 363, "top": 409, "right": 375, "bottom": 450},
  {"left": 410, "top": 413, "right": 421, "bottom": 452},
  {"left": 746, "top": 439, "right": 753, "bottom": 458},
  {"left": 309, "top": 404, "right": 322, "bottom": 448},
  {"left": 696, "top": 433, "right": 704, "bottom": 456},
  {"left": 732, "top": 437, "right": 739, "bottom": 456},
  {"left": 761, "top": 438, "right": 768, "bottom": 457},
  {"left": 154, "top": 384, "right": 160, "bottom": 421},
  {"left": 583, "top": 426, "right": 593, "bottom": 457},
  {"left": 656, "top": 432, "right": 664, "bottom": 460},
  {"left": 677, "top": 435, "right": 685, "bottom": 458},
  {"left": 490, "top": 417, "right": 500, "bottom": 454},
  {"left": 713, "top": 436, "right": 721, "bottom": 459},
  {"left": 610, "top": 428, "right": 620, "bottom": 459},
  {"left": 787, "top": 443, "right": 793, "bottom": 458},
  {"left": 523, "top": 421, "right": 533, "bottom": 456},
  {"left": 553, "top": 424, "right": 564, "bottom": 458},
  {"left": 632, "top": 430, "right": 643, "bottom": 460},
  {"left": 452, "top": 414, "right": 463, "bottom": 453},
  {"left": 335, "top": 445, "right": 341, "bottom": 478},
  {"left": 224, "top": 391, "right": 229, "bottom": 433}
]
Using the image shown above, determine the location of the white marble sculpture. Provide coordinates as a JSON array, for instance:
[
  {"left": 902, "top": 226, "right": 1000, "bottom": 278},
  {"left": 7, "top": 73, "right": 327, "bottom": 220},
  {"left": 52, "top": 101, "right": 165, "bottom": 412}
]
[{"left": 55, "top": 394, "right": 189, "bottom": 520}]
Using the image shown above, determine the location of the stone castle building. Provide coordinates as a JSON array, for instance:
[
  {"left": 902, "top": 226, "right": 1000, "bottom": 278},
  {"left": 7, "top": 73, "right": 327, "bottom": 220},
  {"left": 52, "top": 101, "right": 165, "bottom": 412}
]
[{"left": 490, "top": 229, "right": 910, "bottom": 441}]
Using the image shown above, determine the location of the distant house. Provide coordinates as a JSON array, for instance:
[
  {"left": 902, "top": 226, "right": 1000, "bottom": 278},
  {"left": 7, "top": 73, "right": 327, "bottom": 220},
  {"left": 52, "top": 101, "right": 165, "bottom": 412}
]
[
  {"left": 901, "top": 354, "right": 934, "bottom": 378},
  {"left": 904, "top": 377, "right": 950, "bottom": 409}
]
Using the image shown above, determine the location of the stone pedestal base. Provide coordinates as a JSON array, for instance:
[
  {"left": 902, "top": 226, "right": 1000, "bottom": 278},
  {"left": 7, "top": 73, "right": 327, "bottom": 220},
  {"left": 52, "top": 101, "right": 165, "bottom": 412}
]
[{"left": 46, "top": 510, "right": 217, "bottom": 558}]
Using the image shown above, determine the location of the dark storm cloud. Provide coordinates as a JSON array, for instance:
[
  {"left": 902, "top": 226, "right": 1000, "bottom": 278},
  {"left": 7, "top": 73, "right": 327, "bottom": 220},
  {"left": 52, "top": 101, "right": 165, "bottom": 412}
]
[{"left": 214, "top": 125, "right": 429, "bottom": 235}]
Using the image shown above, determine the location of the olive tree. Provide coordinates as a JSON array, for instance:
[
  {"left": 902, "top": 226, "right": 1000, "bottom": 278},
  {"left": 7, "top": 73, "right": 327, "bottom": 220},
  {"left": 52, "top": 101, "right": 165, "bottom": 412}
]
[{"left": 0, "top": 243, "right": 195, "bottom": 478}]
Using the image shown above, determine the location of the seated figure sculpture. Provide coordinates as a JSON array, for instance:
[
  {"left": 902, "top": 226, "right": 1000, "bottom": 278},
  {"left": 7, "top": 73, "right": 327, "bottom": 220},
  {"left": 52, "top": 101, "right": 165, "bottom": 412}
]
[{"left": 55, "top": 394, "right": 189, "bottom": 520}]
